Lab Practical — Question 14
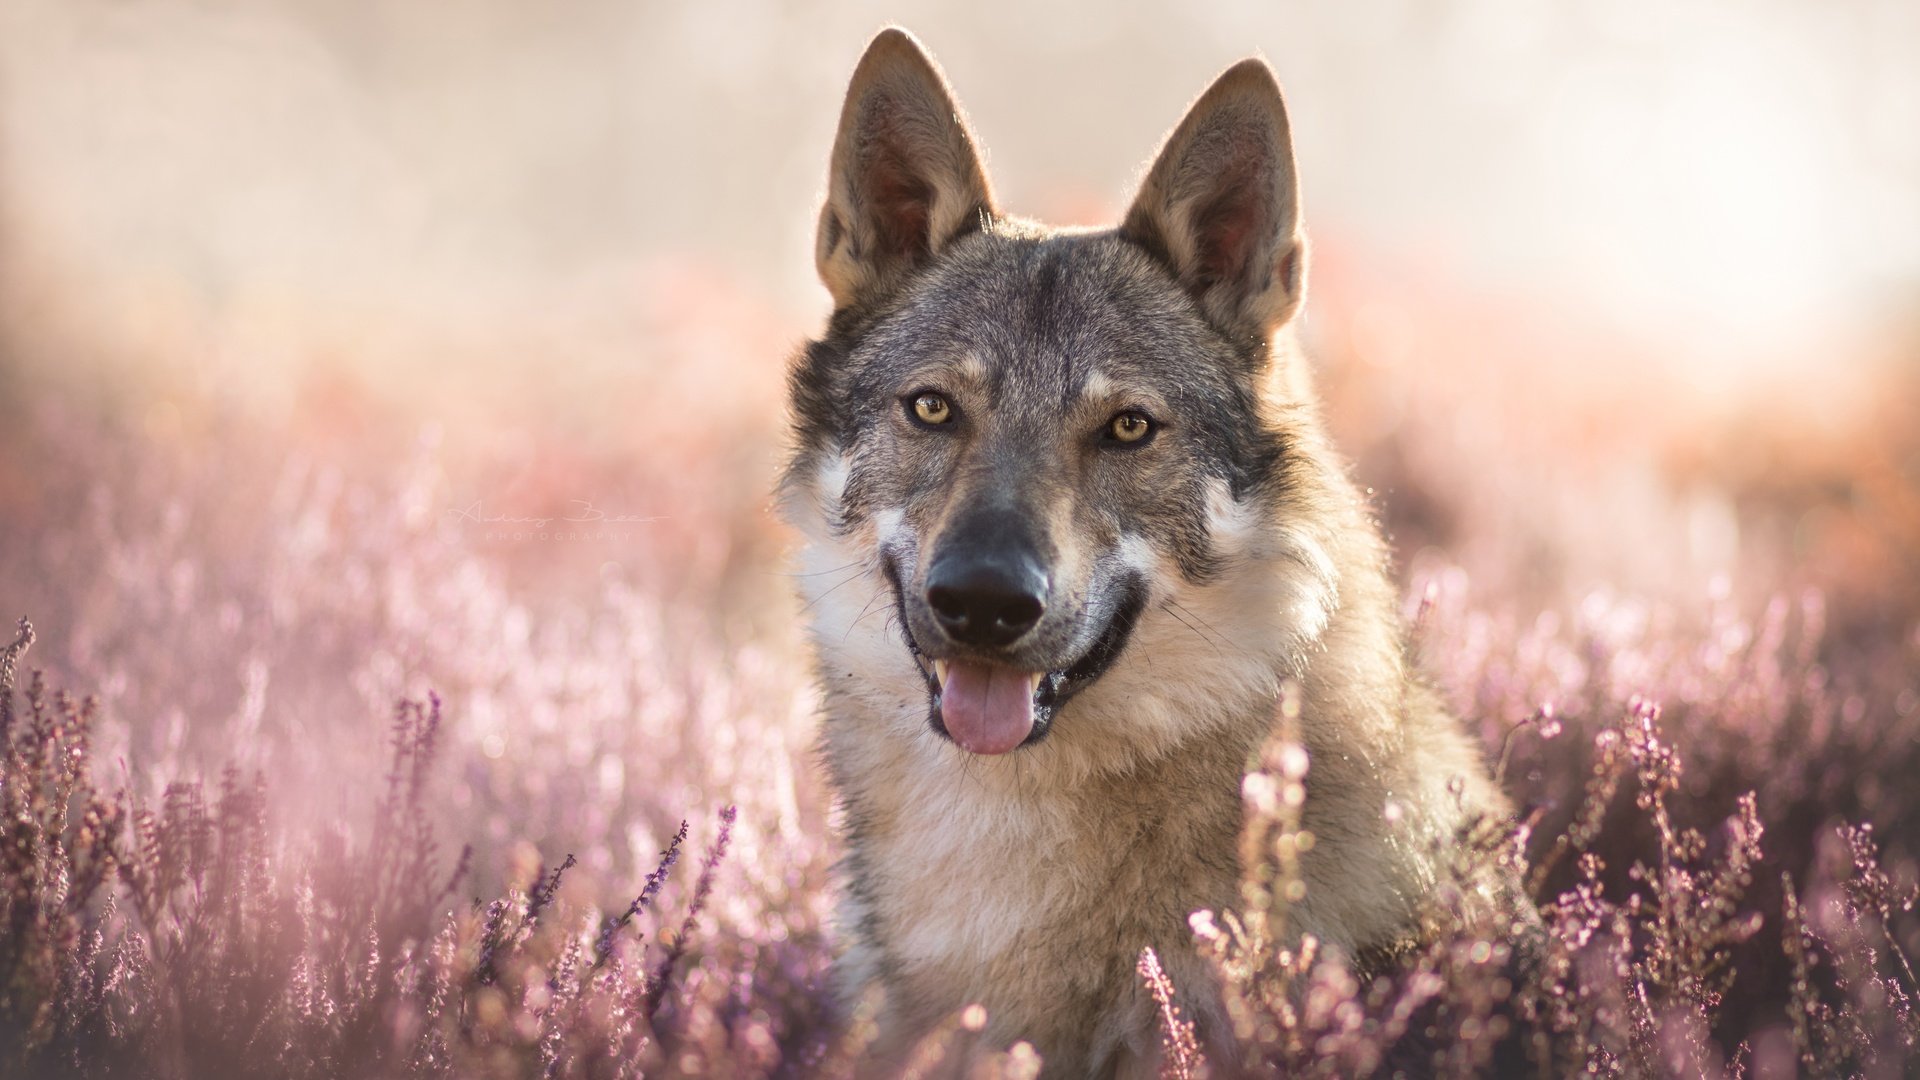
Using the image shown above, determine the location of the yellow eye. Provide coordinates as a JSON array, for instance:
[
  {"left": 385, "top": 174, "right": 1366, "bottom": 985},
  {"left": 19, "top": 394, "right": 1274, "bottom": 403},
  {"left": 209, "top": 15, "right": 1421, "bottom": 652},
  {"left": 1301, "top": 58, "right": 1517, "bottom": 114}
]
[
  {"left": 1107, "top": 411, "right": 1153, "bottom": 444},
  {"left": 911, "top": 392, "right": 953, "bottom": 426}
]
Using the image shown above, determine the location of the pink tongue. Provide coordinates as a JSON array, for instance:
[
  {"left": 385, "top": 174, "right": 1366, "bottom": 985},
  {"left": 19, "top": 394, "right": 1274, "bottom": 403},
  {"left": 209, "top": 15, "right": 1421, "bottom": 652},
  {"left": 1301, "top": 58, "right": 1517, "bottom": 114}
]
[{"left": 939, "top": 661, "right": 1036, "bottom": 755}]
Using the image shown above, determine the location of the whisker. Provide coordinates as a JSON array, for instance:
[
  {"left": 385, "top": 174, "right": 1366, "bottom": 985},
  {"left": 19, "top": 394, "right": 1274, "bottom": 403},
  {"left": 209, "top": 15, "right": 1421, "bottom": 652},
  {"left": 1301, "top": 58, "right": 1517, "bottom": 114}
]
[
  {"left": 1161, "top": 600, "right": 1225, "bottom": 660},
  {"left": 844, "top": 590, "right": 889, "bottom": 642},
  {"left": 779, "top": 560, "right": 862, "bottom": 578},
  {"left": 1171, "top": 599, "right": 1251, "bottom": 658},
  {"left": 799, "top": 565, "right": 868, "bottom": 613}
]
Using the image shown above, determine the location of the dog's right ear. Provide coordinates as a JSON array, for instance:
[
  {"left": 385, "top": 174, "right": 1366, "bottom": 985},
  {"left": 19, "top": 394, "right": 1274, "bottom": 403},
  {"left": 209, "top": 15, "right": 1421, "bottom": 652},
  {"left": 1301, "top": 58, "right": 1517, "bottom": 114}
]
[{"left": 817, "top": 28, "right": 996, "bottom": 312}]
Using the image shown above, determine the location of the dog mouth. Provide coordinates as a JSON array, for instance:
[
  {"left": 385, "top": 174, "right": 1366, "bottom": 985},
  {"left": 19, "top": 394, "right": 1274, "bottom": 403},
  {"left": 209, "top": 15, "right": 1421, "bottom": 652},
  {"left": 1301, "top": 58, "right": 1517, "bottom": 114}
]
[{"left": 882, "top": 561, "right": 1148, "bottom": 754}]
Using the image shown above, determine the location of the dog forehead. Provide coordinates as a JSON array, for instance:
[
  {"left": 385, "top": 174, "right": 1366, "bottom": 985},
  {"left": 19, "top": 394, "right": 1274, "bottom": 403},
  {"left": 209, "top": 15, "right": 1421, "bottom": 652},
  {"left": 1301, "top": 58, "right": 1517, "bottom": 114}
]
[{"left": 863, "top": 232, "right": 1211, "bottom": 392}]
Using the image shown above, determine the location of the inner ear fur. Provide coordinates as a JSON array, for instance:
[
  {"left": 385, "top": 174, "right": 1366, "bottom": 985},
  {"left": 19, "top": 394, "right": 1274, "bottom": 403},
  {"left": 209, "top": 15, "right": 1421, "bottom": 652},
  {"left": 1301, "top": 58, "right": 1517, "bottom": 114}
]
[
  {"left": 817, "top": 28, "right": 996, "bottom": 311},
  {"left": 1121, "top": 58, "right": 1306, "bottom": 342}
]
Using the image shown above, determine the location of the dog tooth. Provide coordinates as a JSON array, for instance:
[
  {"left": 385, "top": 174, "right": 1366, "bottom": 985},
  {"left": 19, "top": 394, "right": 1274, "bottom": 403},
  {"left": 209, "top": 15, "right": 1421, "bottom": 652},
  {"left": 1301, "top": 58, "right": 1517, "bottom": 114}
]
[
  {"left": 934, "top": 659, "right": 949, "bottom": 687},
  {"left": 1028, "top": 672, "right": 1044, "bottom": 697}
]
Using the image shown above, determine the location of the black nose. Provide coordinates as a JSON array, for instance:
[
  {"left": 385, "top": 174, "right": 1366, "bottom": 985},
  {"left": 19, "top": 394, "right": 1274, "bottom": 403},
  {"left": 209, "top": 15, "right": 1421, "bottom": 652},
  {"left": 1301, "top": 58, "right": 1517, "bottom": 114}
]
[{"left": 925, "top": 553, "right": 1048, "bottom": 648}]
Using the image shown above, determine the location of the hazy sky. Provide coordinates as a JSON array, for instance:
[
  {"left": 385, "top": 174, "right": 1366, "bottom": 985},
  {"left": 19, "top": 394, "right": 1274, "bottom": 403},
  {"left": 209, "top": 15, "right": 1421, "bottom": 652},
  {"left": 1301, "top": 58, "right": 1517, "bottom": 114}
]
[{"left": 2, "top": 0, "right": 1915, "bottom": 364}]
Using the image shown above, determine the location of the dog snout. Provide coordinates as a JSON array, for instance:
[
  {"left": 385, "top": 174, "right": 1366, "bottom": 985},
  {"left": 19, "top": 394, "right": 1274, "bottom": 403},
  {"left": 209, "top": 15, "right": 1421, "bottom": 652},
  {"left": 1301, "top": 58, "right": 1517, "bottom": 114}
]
[{"left": 925, "top": 550, "right": 1048, "bottom": 648}]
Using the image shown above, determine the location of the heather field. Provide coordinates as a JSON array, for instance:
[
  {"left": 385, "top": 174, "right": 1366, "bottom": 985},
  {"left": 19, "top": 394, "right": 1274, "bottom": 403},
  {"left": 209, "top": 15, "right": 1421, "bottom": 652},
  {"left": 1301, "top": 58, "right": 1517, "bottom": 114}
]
[
  {"left": 3, "top": 244, "right": 1917, "bottom": 1077},
  {"left": 3, "top": 3, "right": 1920, "bottom": 1078}
]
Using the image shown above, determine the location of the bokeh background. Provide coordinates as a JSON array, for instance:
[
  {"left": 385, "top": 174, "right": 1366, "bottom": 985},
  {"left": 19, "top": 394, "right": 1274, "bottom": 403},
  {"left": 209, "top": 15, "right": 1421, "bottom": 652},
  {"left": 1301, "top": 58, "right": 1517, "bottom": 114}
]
[{"left": 1, "top": 1, "right": 1917, "bottom": 1074}]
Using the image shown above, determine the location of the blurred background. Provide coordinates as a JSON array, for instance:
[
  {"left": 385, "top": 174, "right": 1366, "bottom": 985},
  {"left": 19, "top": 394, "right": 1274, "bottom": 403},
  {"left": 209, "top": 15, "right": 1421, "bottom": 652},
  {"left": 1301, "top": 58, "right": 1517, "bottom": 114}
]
[
  {"left": 4, "top": 0, "right": 1916, "bottom": 594},
  {"left": 0, "top": 0, "right": 1916, "bottom": 1007}
]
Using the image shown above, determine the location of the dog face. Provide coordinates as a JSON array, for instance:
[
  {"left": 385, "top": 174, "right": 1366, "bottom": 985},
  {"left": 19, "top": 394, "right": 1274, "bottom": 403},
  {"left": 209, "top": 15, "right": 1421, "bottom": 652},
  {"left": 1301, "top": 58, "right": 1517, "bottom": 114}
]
[{"left": 784, "top": 30, "right": 1324, "bottom": 762}]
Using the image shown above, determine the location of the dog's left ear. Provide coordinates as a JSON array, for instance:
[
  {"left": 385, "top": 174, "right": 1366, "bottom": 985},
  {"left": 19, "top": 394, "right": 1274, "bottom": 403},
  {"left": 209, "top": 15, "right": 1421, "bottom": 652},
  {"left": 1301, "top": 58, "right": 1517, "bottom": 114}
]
[
  {"left": 817, "top": 28, "right": 997, "bottom": 312},
  {"left": 1122, "top": 59, "right": 1305, "bottom": 342}
]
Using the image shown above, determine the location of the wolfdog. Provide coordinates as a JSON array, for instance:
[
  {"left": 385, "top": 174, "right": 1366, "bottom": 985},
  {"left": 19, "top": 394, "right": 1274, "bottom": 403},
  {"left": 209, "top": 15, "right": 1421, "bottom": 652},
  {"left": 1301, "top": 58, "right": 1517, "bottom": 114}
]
[{"left": 780, "top": 28, "right": 1519, "bottom": 1077}]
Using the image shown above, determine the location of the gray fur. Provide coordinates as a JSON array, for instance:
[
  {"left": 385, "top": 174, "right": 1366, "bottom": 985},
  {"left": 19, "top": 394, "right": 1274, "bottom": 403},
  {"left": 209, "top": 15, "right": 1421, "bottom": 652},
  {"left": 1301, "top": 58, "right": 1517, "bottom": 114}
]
[{"left": 780, "top": 28, "right": 1520, "bottom": 1078}]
